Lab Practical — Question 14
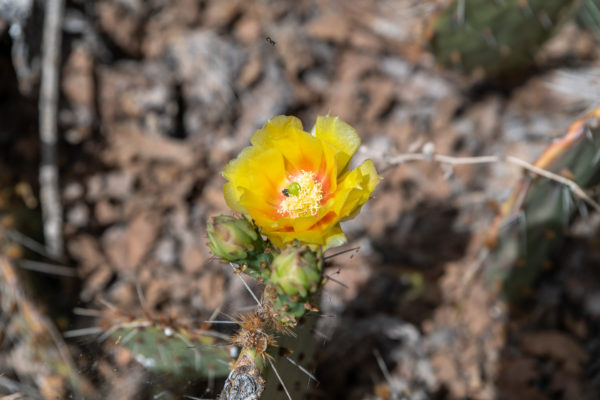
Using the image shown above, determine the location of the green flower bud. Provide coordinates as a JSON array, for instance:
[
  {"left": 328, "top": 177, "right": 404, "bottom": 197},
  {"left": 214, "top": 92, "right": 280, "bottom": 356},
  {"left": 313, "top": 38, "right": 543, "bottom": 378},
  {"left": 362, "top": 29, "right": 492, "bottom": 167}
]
[
  {"left": 207, "top": 215, "right": 258, "bottom": 261},
  {"left": 269, "top": 246, "right": 322, "bottom": 298}
]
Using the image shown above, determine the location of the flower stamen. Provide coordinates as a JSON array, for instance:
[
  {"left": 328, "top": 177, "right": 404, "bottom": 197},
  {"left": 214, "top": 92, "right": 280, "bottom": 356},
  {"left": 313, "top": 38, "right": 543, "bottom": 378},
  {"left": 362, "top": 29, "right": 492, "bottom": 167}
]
[{"left": 278, "top": 171, "right": 323, "bottom": 218}]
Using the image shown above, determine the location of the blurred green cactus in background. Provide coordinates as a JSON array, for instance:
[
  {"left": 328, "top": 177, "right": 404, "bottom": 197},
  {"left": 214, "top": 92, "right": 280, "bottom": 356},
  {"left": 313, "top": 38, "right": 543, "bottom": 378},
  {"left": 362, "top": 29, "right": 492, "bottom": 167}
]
[
  {"left": 427, "top": 0, "right": 580, "bottom": 79},
  {"left": 485, "top": 107, "right": 600, "bottom": 301},
  {"left": 577, "top": 0, "right": 600, "bottom": 39}
]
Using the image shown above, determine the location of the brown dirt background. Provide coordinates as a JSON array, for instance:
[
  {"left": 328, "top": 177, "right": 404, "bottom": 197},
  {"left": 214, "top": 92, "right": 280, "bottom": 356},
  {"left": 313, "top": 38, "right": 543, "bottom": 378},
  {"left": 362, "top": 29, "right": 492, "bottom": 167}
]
[{"left": 2, "top": 0, "right": 600, "bottom": 399}]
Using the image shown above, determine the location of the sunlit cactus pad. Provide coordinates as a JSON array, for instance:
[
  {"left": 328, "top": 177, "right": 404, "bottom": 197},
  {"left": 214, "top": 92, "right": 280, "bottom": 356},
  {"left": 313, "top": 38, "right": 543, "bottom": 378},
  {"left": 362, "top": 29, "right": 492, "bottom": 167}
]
[
  {"left": 427, "top": 0, "right": 579, "bottom": 78},
  {"left": 486, "top": 108, "right": 600, "bottom": 300},
  {"left": 111, "top": 321, "right": 234, "bottom": 379}
]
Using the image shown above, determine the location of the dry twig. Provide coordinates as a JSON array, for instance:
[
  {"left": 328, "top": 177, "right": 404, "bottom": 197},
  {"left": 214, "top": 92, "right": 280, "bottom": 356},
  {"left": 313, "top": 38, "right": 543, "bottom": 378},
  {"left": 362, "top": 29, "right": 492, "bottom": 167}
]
[
  {"left": 386, "top": 152, "right": 600, "bottom": 213},
  {"left": 39, "top": 0, "right": 65, "bottom": 258}
]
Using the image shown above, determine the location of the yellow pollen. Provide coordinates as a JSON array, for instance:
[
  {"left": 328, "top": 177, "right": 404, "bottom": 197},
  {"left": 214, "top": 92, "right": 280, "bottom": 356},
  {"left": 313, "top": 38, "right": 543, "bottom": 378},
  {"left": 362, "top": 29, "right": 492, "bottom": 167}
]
[{"left": 279, "top": 171, "right": 323, "bottom": 218}]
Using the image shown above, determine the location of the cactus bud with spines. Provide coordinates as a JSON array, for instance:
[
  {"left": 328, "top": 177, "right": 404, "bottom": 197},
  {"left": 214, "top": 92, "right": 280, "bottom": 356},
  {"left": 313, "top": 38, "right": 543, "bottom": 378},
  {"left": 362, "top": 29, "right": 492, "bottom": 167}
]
[
  {"left": 269, "top": 245, "right": 323, "bottom": 298},
  {"left": 207, "top": 215, "right": 276, "bottom": 281},
  {"left": 207, "top": 215, "right": 260, "bottom": 261}
]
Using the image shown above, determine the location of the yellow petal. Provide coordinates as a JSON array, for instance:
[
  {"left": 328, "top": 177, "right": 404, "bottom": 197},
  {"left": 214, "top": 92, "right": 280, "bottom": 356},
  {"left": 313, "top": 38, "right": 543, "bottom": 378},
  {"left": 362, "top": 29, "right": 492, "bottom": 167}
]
[
  {"left": 223, "top": 146, "right": 286, "bottom": 203},
  {"left": 330, "top": 159, "right": 381, "bottom": 219},
  {"left": 266, "top": 223, "right": 346, "bottom": 250},
  {"left": 265, "top": 232, "right": 286, "bottom": 249},
  {"left": 319, "top": 140, "right": 340, "bottom": 195},
  {"left": 250, "top": 115, "right": 304, "bottom": 146},
  {"left": 315, "top": 115, "right": 361, "bottom": 173},
  {"left": 291, "top": 214, "right": 320, "bottom": 232},
  {"left": 296, "top": 224, "right": 347, "bottom": 250},
  {"left": 223, "top": 182, "right": 246, "bottom": 213},
  {"left": 237, "top": 188, "right": 280, "bottom": 226},
  {"left": 252, "top": 116, "right": 325, "bottom": 174},
  {"left": 323, "top": 225, "right": 347, "bottom": 250}
]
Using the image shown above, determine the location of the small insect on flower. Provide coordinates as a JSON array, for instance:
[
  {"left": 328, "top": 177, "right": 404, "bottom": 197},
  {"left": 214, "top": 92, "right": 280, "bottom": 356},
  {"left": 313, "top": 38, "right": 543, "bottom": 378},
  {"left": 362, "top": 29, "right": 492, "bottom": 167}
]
[{"left": 222, "top": 115, "right": 381, "bottom": 249}]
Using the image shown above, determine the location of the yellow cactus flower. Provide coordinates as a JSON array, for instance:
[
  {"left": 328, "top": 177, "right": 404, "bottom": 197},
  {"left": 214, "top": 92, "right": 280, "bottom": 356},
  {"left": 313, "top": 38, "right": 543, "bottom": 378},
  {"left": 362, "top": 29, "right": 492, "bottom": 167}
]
[{"left": 223, "top": 115, "right": 381, "bottom": 249}]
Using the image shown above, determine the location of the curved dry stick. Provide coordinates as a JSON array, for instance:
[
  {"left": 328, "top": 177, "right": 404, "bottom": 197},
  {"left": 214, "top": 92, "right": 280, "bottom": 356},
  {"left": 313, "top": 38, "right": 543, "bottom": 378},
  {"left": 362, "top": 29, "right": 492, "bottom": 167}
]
[{"left": 386, "top": 152, "right": 600, "bottom": 213}]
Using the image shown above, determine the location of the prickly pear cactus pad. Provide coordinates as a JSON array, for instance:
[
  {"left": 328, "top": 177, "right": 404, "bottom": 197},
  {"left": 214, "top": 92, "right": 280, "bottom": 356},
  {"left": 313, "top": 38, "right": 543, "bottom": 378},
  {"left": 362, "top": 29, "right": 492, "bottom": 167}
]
[
  {"left": 485, "top": 107, "right": 600, "bottom": 301},
  {"left": 109, "top": 321, "right": 233, "bottom": 379},
  {"left": 427, "top": 0, "right": 580, "bottom": 78},
  {"left": 577, "top": 0, "right": 600, "bottom": 37}
]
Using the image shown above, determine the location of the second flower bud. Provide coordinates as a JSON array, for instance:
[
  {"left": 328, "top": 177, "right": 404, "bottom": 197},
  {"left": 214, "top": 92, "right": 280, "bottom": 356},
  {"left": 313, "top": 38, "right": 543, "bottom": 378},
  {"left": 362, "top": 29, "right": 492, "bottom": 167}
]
[{"left": 269, "top": 245, "right": 323, "bottom": 298}]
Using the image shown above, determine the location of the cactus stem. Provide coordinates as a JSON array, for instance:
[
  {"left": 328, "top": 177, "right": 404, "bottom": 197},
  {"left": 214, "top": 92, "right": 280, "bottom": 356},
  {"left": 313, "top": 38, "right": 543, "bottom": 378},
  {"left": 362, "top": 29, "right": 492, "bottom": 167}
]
[{"left": 220, "top": 348, "right": 266, "bottom": 400}]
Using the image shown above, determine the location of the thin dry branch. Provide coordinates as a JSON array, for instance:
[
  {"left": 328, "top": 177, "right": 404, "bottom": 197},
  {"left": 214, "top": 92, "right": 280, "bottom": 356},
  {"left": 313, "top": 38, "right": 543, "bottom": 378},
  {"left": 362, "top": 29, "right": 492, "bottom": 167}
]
[
  {"left": 39, "top": 0, "right": 65, "bottom": 258},
  {"left": 386, "top": 152, "right": 600, "bottom": 213}
]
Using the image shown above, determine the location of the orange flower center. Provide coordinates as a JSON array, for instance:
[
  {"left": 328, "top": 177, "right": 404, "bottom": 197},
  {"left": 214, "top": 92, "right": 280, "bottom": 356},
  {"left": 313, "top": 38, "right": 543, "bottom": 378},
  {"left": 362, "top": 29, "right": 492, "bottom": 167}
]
[{"left": 278, "top": 171, "right": 323, "bottom": 218}]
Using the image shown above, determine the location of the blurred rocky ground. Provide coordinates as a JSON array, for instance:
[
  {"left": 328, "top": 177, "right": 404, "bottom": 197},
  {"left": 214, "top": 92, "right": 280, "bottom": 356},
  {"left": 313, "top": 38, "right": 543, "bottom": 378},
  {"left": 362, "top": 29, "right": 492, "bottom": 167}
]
[{"left": 1, "top": 0, "right": 600, "bottom": 399}]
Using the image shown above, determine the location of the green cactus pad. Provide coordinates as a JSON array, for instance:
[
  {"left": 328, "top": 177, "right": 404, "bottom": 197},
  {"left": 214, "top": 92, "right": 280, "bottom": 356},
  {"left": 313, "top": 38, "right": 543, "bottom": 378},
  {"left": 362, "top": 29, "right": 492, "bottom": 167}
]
[
  {"left": 428, "top": 0, "right": 580, "bottom": 79},
  {"left": 486, "top": 108, "right": 600, "bottom": 301},
  {"left": 577, "top": 0, "right": 600, "bottom": 38},
  {"left": 262, "top": 315, "right": 318, "bottom": 400},
  {"left": 111, "top": 322, "right": 233, "bottom": 379}
]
